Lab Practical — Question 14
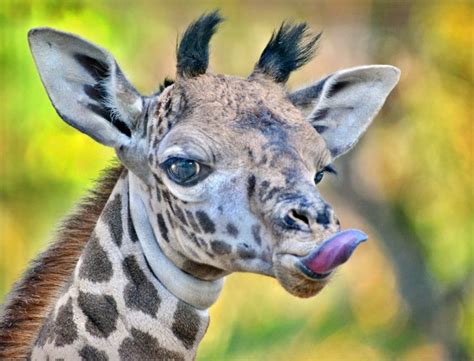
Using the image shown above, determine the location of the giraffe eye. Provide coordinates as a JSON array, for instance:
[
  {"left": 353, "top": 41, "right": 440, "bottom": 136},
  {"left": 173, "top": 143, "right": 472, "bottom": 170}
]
[
  {"left": 314, "top": 164, "right": 337, "bottom": 185},
  {"left": 162, "top": 157, "right": 210, "bottom": 186},
  {"left": 167, "top": 158, "right": 199, "bottom": 183},
  {"left": 314, "top": 171, "right": 324, "bottom": 184}
]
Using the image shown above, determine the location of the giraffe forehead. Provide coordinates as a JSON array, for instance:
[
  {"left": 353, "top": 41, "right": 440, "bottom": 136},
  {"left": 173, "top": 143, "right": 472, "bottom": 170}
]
[
  {"left": 180, "top": 74, "right": 282, "bottom": 104},
  {"left": 175, "top": 74, "right": 307, "bottom": 125},
  {"left": 151, "top": 74, "right": 326, "bottom": 162}
]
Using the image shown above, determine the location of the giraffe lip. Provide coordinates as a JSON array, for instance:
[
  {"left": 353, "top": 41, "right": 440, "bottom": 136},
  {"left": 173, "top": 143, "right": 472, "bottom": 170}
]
[
  {"left": 296, "top": 229, "right": 368, "bottom": 278},
  {"left": 296, "top": 261, "right": 332, "bottom": 280}
]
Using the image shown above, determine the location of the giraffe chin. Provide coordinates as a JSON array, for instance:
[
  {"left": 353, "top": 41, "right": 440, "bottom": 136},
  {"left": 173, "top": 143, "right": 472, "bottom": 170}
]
[{"left": 273, "top": 229, "right": 368, "bottom": 298}]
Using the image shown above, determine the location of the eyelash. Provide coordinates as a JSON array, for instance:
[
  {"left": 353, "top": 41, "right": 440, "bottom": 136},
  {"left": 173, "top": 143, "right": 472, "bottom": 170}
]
[
  {"left": 323, "top": 164, "right": 337, "bottom": 176},
  {"left": 314, "top": 164, "right": 337, "bottom": 185}
]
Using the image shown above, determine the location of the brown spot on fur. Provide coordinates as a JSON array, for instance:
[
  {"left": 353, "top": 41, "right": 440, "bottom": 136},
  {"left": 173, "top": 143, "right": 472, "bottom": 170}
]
[
  {"left": 210, "top": 240, "right": 231, "bottom": 255},
  {"left": 165, "top": 209, "right": 175, "bottom": 228},
  {"left": 173, "top": 204, "right": 188, "bottom": 227},
  {"left": 226, "top": 223, "right": 239, "bottom": 237},
  {"left": 161, "top": 189, "right": 172, "bottom": 204},
  {"left": 156, "top": 213, "right": 170, "bottom": 243},
  {"left": 251, "top": 224, "right": 263, "bottom": 246},
  {"left": 79, "top": 234, "right": 113, "bottom": 283},
  {"left": 122, "top": 256, "right": 160, "bottom": 317},
  {"left": 237, "top": 243, "right": 257, "bottom": 259},
  {"left": 195, "top": 211, "right": 215, "bottom": 234},
  {"left": 102, "top": 194, "right": 123, "bottom": 247},
  {"left": 119, "top": 328, "right": 184, "bottom": 361},
  {"left": 247, "top": 174, "right": 256, "bottom": 199},
  {"left": 78, "top": 292, "right": 119, "bottom": 338},
  {"left": 54, "top": 297, "right": 77, "bottom": 347},
  {"left": 0, "top": 165, "right": 124, "bottom": 359},
  {"left": 79, "top": 345, "right": 108, "bottom": 361},
  {"left": 185, "top": 210, "right": 201, "bottom": 233},
  {"left": 171, "top": 301, "right": 200, "bottom": 350}
]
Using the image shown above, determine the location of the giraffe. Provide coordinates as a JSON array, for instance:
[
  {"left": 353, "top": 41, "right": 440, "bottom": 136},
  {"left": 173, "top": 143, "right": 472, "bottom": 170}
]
[{"left": 0, "top": 12, "right": 400, "bottom": 360}]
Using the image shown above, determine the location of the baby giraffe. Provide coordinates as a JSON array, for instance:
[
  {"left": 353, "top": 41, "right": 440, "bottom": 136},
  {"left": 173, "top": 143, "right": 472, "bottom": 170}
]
[{"left": 0, "top": 12, "right": 399, "bottom": 360}]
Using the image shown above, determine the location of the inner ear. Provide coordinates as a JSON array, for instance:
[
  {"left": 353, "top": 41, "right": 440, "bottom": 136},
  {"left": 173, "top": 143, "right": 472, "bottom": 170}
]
[
  {"left": 28, "top": 28, "right": 143, "bottom": 148},
  {"left": 74, "top": 54, "right": 133, "bottom": 137},
  {"left": 289, "top": 65, "right": 400, "bottom": 158}
]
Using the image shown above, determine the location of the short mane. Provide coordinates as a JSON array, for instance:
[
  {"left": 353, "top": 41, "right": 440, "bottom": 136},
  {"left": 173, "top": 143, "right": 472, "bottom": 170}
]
[{"left": 0, "top": 164, "right": 124, "bottom": 359}]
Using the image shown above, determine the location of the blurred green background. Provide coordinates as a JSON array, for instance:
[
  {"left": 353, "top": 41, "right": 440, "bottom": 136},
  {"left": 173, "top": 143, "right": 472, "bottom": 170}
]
[{"left": 0, "top": 0, "right": 472, "bottom": 360}]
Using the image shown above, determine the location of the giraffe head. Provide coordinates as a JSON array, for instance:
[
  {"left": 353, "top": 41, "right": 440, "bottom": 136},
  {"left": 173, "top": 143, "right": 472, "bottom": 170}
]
[{"left": 28, "top": 12, "right": 399, "bottom": 298}]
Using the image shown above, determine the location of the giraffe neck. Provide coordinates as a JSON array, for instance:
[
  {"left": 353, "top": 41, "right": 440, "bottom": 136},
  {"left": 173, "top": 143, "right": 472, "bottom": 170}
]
[
  {"left": 128, "top": 173, "right": 224, "bottom": 310},
  {"left": 30, "top": 171, "right": 217, "bottom": 360}
]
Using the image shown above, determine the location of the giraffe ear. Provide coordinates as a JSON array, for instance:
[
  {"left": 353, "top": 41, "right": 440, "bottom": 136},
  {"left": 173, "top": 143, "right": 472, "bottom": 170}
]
[
  {"left": 289, "top": 65, "right": 400, "bottom": 158},
  {"left": 28, "top": 27, "right": 143, "bottom": 148}
]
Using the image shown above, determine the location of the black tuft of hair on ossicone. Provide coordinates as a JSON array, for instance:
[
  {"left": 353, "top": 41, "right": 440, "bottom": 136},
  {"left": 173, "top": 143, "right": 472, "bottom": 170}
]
[
  {"left": 253, "top": 22, "right": 321, "bottom": 83},
  {"left": 176, "top": 11, "right": 224, "bottom": 77}
]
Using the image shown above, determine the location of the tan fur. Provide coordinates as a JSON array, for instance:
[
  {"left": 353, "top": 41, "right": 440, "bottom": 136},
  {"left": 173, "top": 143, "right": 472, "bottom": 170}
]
[
  {"left": 0, "top": 164, "right": 124, "bottom": 359},
  {"left": 149, "top": 75, "right": 334, "bottom": 298}
]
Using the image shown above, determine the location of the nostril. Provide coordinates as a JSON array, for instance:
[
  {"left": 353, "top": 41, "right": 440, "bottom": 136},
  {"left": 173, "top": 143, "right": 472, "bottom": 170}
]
[
  {"left": 282, "top": 209, "right": 312, "bottom": 230},
  {"left": 290, "top": 209, "right": 310, "bottom": 225},
  {"left": 316, "top": 209, "right": 330, "bottom": 226}
]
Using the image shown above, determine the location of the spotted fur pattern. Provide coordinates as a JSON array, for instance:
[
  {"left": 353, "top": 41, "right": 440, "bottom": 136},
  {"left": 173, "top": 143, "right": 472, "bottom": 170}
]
[
  {"left": 0, "top": 165, "right": 123, "bottom": 359},
  {"left": 30, "top": 175, "right": 208, "bottom": 360}
]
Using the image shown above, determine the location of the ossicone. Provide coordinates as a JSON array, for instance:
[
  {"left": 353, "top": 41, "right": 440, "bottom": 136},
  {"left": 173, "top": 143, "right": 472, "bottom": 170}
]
[
  {"left": 251, "top": 22, "right": 321, "bottom": 83},
  {"left": 176, "top": 11, "right": 224, "bottom": 78}
]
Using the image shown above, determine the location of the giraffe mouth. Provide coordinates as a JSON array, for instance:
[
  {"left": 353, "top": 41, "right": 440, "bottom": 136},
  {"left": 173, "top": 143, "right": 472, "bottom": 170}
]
[
  {"left": 295, "top": 229, "right": 368, "bottom": 280},
  {"left": 272, "top": 229, "right": 368, "bottom": 297}
]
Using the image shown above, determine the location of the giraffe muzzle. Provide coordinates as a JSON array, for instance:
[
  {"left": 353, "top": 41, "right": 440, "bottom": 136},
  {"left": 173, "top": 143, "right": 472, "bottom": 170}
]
[{"left": 272, "top": 229, "right": 368, "bottom": 298}]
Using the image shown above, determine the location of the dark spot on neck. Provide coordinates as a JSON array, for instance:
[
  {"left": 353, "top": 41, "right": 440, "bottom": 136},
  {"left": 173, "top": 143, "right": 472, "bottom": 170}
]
[
  {"left": 79, "top": 345, "right": 108, "bottom": 361},
  {"left": 79, "top": 233, "right": 113, "bottom": 282},
  {"left": 53, "top": 298, "right": 77, "bottom": 347},
  {"left": 119, "top": 328, "right": 185, "bottom": 361},
  {"left": 171, "top": 301, "right": 201, "bottom": 350},
  {"left": 78, "top": 292, "right": 118, "bottom": 338},
  {"left": 102, "top": 194, "right": 123, "bottom": 247},
  {"left": 122, "top": 255, "right": 161, "bottom": 317}
]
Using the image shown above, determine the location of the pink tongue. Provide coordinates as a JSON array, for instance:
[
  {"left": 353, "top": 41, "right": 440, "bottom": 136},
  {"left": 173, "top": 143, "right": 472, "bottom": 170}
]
[{"left": 300, "top": 229, "right": 368, "bottom": 274}]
